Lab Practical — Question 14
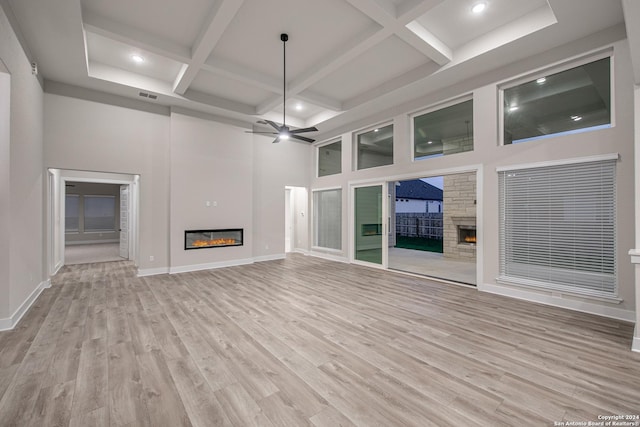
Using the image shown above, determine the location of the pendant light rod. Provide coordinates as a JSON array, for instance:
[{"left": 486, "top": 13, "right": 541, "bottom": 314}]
[{"left": 281, "top": 33, "right": 288, "bottom": 127}]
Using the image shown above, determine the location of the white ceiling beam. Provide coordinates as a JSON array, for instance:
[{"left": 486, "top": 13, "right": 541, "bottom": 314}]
[
  {"left": 622, "top": 0, "right": 640, "bottom": 84},
  {"left": 82, "top": 11, "right": 191, "bottom": 63},
  {"left": 202, "top": 57, "right": 281, "bottom": 94},
  {"left": 256, "top": 26, "right": 388, "bottom": 114},
  {"left": 345, "top": 0, "right": 451, "bottom": 65},
  {"left": 172, "top": 0, "right": 244, "bottom": 95},
  {"left": 297, "top": 90, "right": 343, "bottom": 112}
]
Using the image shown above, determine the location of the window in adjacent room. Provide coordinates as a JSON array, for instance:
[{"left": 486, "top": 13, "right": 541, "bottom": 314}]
[
  {"left": 318, "top": 140, "right": 342, "bottom": 177},
  {"left": 498, "top": 156, "right": 617, "bottom": 298},
  {"left": 84, "top": 195, "right": 116, "bottom": 232},
  {"left": 413, "top": 98, "right": 473, "bottom": 160},
  {"left": 502, "top": 55, "right": 611, "bottom": 145},
  {"left": 356, "top": 124, "right": 393, "bottom": 170},
  {"left": 313, "top": 188, "right": 342, "bottom": 250},
  {"left": 65, "top": 194, "right": 80, "bottom": 233}
]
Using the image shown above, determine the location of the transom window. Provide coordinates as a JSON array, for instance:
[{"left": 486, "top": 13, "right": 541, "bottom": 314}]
[
  {"left": 318, "top": 140, "right": 342, "bottom": 177},
  {"left": 413, "top": 98, "right": 473, "bottom": 160},
  {"left": 502, "top": 56, "right": 611, "bottom": 145},
  {"left": 356, "top": 124, "right": 393, "bottom": 170}
]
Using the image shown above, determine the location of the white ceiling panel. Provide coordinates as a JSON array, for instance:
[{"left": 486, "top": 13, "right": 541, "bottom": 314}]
[
  {"left": 86, "top": 32, "right": 184, "bottom": 83},
  {"left": 190, "top": 70, "right": 275, "bottom": 106},
  {"left": 415, "top": 0, "right": 549, "bottom": 49},
  {"left": 208, "top": 0, "right": 379, "bottom": 81},
  {"left": 308, "top": 35, "right": 431, "bottom": 102},
  {"left": 80, "top": 0, "right": 216, "bottom": 48}
]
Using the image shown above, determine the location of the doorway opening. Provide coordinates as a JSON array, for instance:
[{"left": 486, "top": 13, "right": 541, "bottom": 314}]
[
  {"left": 285, "top": 186, "right": 308, "bottom": 254},
  {"left": 388, "top": 173, "right": 477, "bottom": 285},
  {"left": 48, "top": 169, "right": 139, "bottom": 274}
]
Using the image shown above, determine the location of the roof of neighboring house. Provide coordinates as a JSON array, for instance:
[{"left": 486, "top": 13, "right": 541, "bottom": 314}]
[{"left": 395, "top": 180, "right": 443, "bottom": 201}]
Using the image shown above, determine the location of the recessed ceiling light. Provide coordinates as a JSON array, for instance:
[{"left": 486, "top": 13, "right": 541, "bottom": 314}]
[
  {"left": 374, "top": 128, "right": 379, "bottom": 132},
  {"left": 295, "top": 103, "right": 303, "bottom": 111},
  {"left": 471, "top": 2, "right": 487, "bottom": 14},
  {"left": 509, "top": 105, "right": 519, "bottom": 112},
  {"left": 131, "top": 54, "right": 145, "bottom": 64},
  {"left": 536, "top": 77, "right": 547, "bottom": 84},
  {"left": 427, "top": 141, "right": 433, "bottom": 144},
  {"left": 571, "top": 115, "right": 582, "bottom": 121}
]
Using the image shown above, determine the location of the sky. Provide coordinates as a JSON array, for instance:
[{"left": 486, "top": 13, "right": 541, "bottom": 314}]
[{"left": 421, "top": 176, "right": 444, "bottom": 189}]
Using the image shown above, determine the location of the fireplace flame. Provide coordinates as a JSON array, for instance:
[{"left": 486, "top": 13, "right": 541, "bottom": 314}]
[
  {"left": 193, "top": 238, "right": 236, "bottom": 247},
  {"left": 464, "top": 236, "right": 476, "bottom": 243}
]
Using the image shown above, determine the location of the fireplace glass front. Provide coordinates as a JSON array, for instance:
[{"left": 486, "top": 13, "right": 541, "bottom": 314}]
[{"left": 185, "top": 228, "right": 243, "bottom": 250}]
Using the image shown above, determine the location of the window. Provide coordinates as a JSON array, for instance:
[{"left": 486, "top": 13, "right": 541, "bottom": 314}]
[
  {"left": 318, "top": 140, "right": 342, "bottom": 177},
  {"left": 503, "top": 56, "right": 611, "bottom": 145},
  {"left": 84, "top": 195, "right": 116, "bottom": 232},
  {"left": 413, "top": 99, "right": 473, "bottom": 160},
  {"left": 313, "top": 189, "right": 342, "bottom": 250},
  {"left": 357, "top": 124, "right": 393, "bottom": 170},
  {"left": 498, "top": 156, "right": 617, "bottom": 298},
  {"left": 65, "top": 195, "right": 80, "bottom": 232}
]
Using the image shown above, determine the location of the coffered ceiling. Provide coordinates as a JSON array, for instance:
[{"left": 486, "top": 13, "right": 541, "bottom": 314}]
[{"left": 3, "top": 0, "right": 636, "bottom": 140}]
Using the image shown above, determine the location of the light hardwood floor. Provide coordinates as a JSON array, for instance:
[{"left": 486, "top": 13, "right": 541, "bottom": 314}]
[{"left": 0, "top": 255, "right": 638, "bottom": 426}]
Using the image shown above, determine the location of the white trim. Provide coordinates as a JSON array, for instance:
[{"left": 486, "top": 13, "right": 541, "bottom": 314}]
[
  {"left": 137, "top": 267, "right": 170, "bottom": 277},
  {"left": 480, "top": 282, "right": 635, "bottom": 322},
  {"left": 495, "top": 153, "right": 619, "bottom": 172},
  {"left": 0, "top": 279, "right": 51, "bottom": 331},
  {"left": 169, "top": 258, "right": 254, "bottom": 274},
  {"left": 309, "top": 250, "right": 349, "bottom": 263},
  {"left": 253, "top": 254, "right": 286, "bottom": 263},
  {"left": 633, "top": 325, "right": 640, "bottom": 352},
  {"left": 628, "top": 248, "right": 640, "bottom": 264}
]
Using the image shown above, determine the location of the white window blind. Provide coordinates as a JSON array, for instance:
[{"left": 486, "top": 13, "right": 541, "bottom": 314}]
[
  {"left": 498, "top": 158, "right": 616, "bottom": 298},
  {"left": 313, "top": 189, "right": 342, "bottom": 250}
]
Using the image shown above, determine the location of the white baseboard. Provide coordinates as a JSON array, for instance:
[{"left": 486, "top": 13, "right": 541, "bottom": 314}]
[
  {"left": 481, "top": 282, "right": 636, "bottom": 322},
  {"left": 0, "top": 279, "right": 51, "bottom": 331},
  {"left": 137, "top": 267, "right": 170, "bottom": 277},
  {"left": 633, "top": 325, "right": 640, "bottom": 353},
  {"left": 169, "top": 257, "right": 254, "bottom": 274},
  {"left": 308, "top": 251, "right": 349, "bottom": 263},
  {"left": 253, "top": 254, "right": 286, "bottom": 263}
]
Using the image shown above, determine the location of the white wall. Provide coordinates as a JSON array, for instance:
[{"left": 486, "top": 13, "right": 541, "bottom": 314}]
[
  {"left": 169, "top": 113, "right": 254, "bottom": 270},
  {"left": 0, "top": 5, "right": 45, "bottom": 327},
  {"left": 311, "top": 35, "right": 636, "bottom": 320},
  {"left": 44, "top": 93, "right": 171, "bottom": 271}
]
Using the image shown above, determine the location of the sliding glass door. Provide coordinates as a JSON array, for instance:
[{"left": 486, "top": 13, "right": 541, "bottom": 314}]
[{"left": 353, "top": 184, "right": 386, "bottom": 265}]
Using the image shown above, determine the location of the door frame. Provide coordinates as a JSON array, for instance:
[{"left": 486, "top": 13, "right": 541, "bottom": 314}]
[
  {"left": 349, "top": 180, "right": 389, "bottom": 269},
  {"left": 47, "top": 169, "right": 140, "bottom": 275}
]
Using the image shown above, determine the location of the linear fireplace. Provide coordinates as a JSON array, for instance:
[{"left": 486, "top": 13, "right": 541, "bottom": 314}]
[
  {"left": 185, "top": 228, "right": 243, "bottom": 250},
  {"left": 458, "top": 225, "right": 477, "bottom": 244}
]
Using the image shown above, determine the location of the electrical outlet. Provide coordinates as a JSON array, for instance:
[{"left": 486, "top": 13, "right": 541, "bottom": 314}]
[{"left": 149, "top": 255, "right": 155, "bottom": 261}]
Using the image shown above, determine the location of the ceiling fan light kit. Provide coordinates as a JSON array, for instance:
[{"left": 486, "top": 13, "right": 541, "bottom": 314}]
[{"left": 246, "top": 33, "right": 318, "bottom": 144}]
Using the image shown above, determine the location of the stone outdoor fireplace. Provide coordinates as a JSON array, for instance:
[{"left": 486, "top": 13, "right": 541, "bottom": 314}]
[{"left": 443, "top": 172, "right": 477, "bottom": 260}]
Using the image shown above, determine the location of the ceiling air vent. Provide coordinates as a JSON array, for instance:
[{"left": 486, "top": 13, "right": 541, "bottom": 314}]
[{"left": 138, "top": 91, "right": 157, "bottom": 100}]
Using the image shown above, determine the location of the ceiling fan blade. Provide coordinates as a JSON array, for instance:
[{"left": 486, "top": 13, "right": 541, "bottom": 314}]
[
  {"left": 291, "top": 134, "right": 315, "bottom": 143},
  {"left": 245, "top": 131, "right": 278, "bottom": 135},
  {"left": 290, "top": 126, "right": 318, "bottom": 134},
  {"left": 263, "top": 120, "right": 281, "bottom": 131},
  {"left": 272, "top": 137, "right": 280, "bottom": 144}
]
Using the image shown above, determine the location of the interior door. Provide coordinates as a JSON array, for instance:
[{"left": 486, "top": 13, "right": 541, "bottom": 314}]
[
  {"left": 353, "top": 184, "right": 386, "bottom": 266},
  {"left": 119, "top": 185, "right": 129, "bottom": 259}
]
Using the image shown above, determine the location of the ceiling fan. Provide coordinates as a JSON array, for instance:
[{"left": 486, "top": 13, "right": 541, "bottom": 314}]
[{"left": 247, "top": 33, "right": 318, "bottom": 143}]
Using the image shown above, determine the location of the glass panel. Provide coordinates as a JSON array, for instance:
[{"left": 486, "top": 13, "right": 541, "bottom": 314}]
[
  {"left": 357, "top": 124, "right": 393, "bottom": 170},
  {"left": 355, "top": 185, "right": 383, "bottom": 264},
  {"left": 65, "top": 195, "right": 79, "bottom": 232},
  {"left": 318, "top": 140, "right": 342, "bottom": 177},
  {"left": 313, "top": 189, "right": 342, "bottom": 250},
  {"left": 84, "top": 195, "right": 116, "bottom": 232},
  {"left": 503, "top": 57, "right": 611, "bottom": 144},
  {"left": 414, "top": 99, "right": 473, "bottom": 160}
]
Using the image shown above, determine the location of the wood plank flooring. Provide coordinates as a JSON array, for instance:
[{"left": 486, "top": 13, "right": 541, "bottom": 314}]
[{"left": 0, "top": 254, "right": 639, "bottom": 426}]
